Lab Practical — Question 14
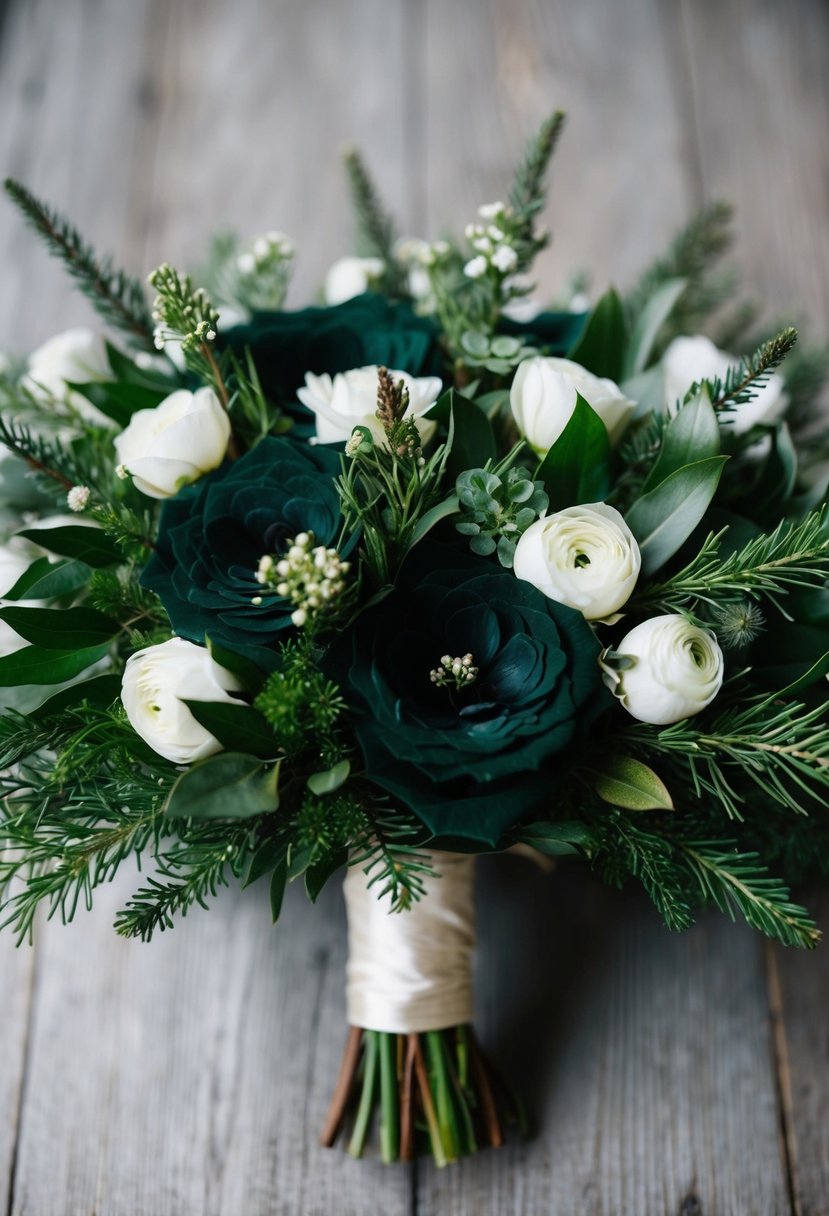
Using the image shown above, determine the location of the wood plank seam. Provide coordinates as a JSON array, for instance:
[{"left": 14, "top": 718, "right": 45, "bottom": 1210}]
[
  {"left": 764, "top": 940, "right": 803, "bottom": 1216},
  {"left": 4, "top": 939, "right": 41, "bottom": 1216}
]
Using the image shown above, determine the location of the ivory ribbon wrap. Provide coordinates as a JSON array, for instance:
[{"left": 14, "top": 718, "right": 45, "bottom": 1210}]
[{"left": 344, "top": 850, "right": 476, "bottom": 1034}]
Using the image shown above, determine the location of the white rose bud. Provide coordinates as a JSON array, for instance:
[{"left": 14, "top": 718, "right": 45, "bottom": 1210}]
[
  {"left": 323, "top": 256, "right": 385, "bottom": 306},
  {"left": 22, "top": 327, "right": 111, "bottom": 423},
  {"left": 113, "top": 387, "right": 231, "bottom": 499},
  {"left": 510, "top": 356, "right": 635, "bottom": 454},
  {"left": 121, "top": 637, "right": 244, "bottom": 765},
  {"left": 662, "top": 335, "right": 786, "bottom": 435},
  {"left": 612, "top": 614, "right": 724, "bottom": 724},
  {"left": 297, "top": 365, "right": 442, "bottom": 447},
  {"left": 514, "top": 503, "right": 641, "bottom": 620}
]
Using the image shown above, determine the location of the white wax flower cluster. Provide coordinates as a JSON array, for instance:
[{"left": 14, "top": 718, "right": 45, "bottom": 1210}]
[
  {"left": 662, "top": 335, "right": 786, "bottom": 434},
  {"left": 255, "top": 531, "right": 351, "bottom": 628},
  {"left": 463, "top": 201, "right": 519, "bottom": 280},
  {"left": 324, "top": 256, "right": 386, "bottom": 306},
  {"left": 121, "top": 637, "right": 243, "bottom": 764},
  {"left": 297, "top": 365, "right": 442, "bottom": 446},
  {"left": 510, "top": 356, "right": 635, "bottom": 454},
  {"left": 610, "top": 615, "right": 725, "bottom": 725},
  {"left": 236, "top": 230, "right": 294, "bottom": 277},
  {"left": 514, "top": 503, "right": 641, "bottom": 621},
  {"left": 114, "top": 387, "right": 231, "bottom": 498}
]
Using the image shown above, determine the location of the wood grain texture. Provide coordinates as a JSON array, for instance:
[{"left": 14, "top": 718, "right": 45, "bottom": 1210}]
[{"left": 0, "top": 935, "right": 35, "bottom": 1216}]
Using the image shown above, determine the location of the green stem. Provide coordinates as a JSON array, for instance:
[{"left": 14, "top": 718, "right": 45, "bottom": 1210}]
[
  {"left": 426, "top": 1030, "right": 460, "bottom": 1163},
  {"left": 348, "top": 1031, "right": 379, "bottom": 1158},
  {"left": 378, "top": 1032, "right": 400, "bottom": 1163}
]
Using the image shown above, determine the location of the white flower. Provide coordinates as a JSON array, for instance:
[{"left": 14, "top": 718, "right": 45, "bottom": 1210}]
[
  {"left": 297, "top": 365, "right": 442, "bottom": 446},
  {"left": 510, "top": 356, "right": 635, "bottom": 453},
  {"left": 478, "top": 201, "right": 505, "bottom": 220},
  {"left": 113, "top": 387, "right": 231, "bottom": 499},
  {"left": 463, "top": 256, "right": 488, "bottom": 279},
  {"left": 21, "top": 328, "right": 111, "bottom": 423},
  {"left": 121, "top": 638, "right": 244, "bottom": 765},
  {"left": 236, "top": 251, "right": 256, "bottom": 275},
  {"left": 323, "top": 256, "right": 385, "bottom": 306},
  {"left": 611, "top": 614, "right": 724, "bottom": 724},
  {"left": 491, "top": 245, "right": 518, "bottom": 274},
  {"left": 662, "top": 335, "right": 787, "bottom": 435},
  {"left": 514, "top": 503, "right": 641, "bottom": 620},
  {"left": 66, "top": 485, "right": 91, "bottom": 513}
]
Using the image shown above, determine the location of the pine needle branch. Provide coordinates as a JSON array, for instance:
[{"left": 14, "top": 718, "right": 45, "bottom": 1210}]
[
  {"left": 350, "top": 804, "right": 434, "bottom": 913},
  {"left": 342, "top": 146, "right": 401, "bottom": 283},
  {"left": 694, "top": 327, "right": 798, "bottom": 417},
  {"left": 592, "top": 811, "right": 694, "bottom": 932},
  {"left": 4, "top": 178, "right": 155, "bottom": 349},
  {"left": 508, "top": 110, "right": 566, "bottom": 269}
]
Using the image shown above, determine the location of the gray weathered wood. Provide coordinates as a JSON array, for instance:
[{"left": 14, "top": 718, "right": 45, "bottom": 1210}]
[{"left": 0, "top": 935, "right": 35, "bottom": 1216}]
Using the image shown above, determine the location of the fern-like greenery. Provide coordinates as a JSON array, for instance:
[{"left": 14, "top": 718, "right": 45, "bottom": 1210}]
[
  {"left": 4, "top": 178, "right": 155, "bottom": 349},
  {"left": 508, "top": 109, "right": 565, "bottom": 270}
]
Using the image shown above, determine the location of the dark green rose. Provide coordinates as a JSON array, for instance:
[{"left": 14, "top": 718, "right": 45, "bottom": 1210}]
[
  {"left": 141, "top": 437, "right": 350, "bottom": 668},
  {"left": 335, "top": 542, "right": 608, "bottom": 846}
]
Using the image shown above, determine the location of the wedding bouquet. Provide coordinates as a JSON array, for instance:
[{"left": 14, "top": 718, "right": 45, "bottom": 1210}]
[{"left": 2, "top": 112, "right": 829, "bottom": 1166}]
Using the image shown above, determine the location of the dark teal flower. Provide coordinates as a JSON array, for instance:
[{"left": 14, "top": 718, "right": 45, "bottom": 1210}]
[
  {"left": 336, "top": 542, "right": 608, "bottom": 845},
  {"left": 141, "top": 437, "right": 349, "bottom": 667}
]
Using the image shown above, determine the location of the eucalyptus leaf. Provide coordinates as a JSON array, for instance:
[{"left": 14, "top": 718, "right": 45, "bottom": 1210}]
[
  {"left": 588, "top": 756, "right": 674, "bottom": 811},
  {"left": 3, "top": 556, "right": 92, "bottom": 601},
  {"left": 626, "top": 456, "right": 728, "bottom": 573},
  {"left": 0, "top": 642, "right": 112, "bottom": 686},
  {"left": 307, "top": 758, "right": 351, "bottom": 795},
  {"left": 165, "top": 752, "right": 281, "bottom": 820}
]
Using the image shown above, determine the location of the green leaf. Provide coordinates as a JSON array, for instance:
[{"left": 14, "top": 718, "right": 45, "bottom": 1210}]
[
  {"left": 588, "top": 756, "right": 674, "bottom": 811},
  {"left": 66, "top": 380, "right": 168, "bottom": 428},
  {"left": 244, "top": 837, "right": 289, "bottom": 889},
  {"left": 409, "top": 495, "right": 460, "bottom": 546},
  {"left": 17, "top": 525, "right": 121, "bottom": 568},
  {"left": 642, "top": 387, "right": 720, "bottom": 493},
  {"left": 0, "top": 605, "right": 120, "bottom": 649},
  {"left": 269, "top": 862, "right": 288, "bottom": 922},
  {"left": 428, "top": 389, "right": 497, "bottom": 481},
  {"left": 205, "top": 635, "right": 267, "bottom": 694},
  {"left": 536, "top": 394, "right": 611, "bottom": 509},
  {"left": 305, "top": 849, "right": 347, "bottom": 902},
  {"left": 183, "top": 700, "right": 279, "bottom": 759},
  {"left": 165, "top": 752, "right": 281, "bottom": 820},
  {"left": 763, "top": 649, "right": 829, "bottom": 702},
  {"left": 3, "top": 556, "right": 92, "bottom": 601},
  {"left": 31, "top": 672, "right": 121, "bottom": 718},
  {"left": 567, "top": 287, "right": 627, "bottom": 381},
  {"left": 106, "top": 341, "right": 175, "bottom": 389},
  {"left": 623, "top": 278, "right": 687, "bottom": 378},
  {"left": 511, "top": 820, "right": 595, "bottom": 856},
  {"left": 307, "top": 758, "right": 351, "bottom": 796},
  {"left": 0, "top": 642, "right": 111, "bottom": 686},
  {"left": 626, "top": 456, "right": 728, "bottom": 574}
]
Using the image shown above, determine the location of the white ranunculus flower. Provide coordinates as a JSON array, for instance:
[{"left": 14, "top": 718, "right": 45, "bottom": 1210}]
[
  {"left": 612, "top": 614, "right": 724, "bottom": 724},
  {"left": 514, "top": 503, "right": 641, "bottom": 620},
  {"left": 297, "top": 365, "right": 442, "bottom": 446},
  {"left": 114, "top": 387, "right": 231, "bottom": 499},
  {"left": 21, "top": 327, "right": 111, "bottom": 422},
  {"left": 324, "top": 256, "right": 385, "bottom": 306},
  {"left": 121, "top": 637, "right": 244, "bottom": 765},
  {"left": 510, "top": 356, "right": 635, "bottom": 454},
  {"left": 662, "top": 335, "right": 787, "bottom": 435}
]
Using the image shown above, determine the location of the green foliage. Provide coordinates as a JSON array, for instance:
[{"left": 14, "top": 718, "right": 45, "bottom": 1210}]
[
  {"left": 3, "top": 178, "right": 155, "bottom": 349},
  {"left": 567, "top": 288, "right": 627, "bottom": 381},
  {"left": 591, "top": 812, "right": 694, "bottom": 933},
  {"left": 458, "top": 331, "right": 537, "bottom": 376},
  {"left": 507, "top": 109, "right": 565, "bottom": 271},
  {"left": 254, "top": 638, "right": 345, "bottom": 761},
  {"left": 535, "top": 394, "right": 611, "bottom": 509},
  {"left": 691, "top": 327, "right": 798, "bottom": 422},
  {"left": 342, "top": 146, "right": 399, "bottom": 277},
  {"left": 625, "top": 455, "right": 727, "bottom": 574},
  {"left": 455, "top": 463, "right": 547, "bottom": 567}
]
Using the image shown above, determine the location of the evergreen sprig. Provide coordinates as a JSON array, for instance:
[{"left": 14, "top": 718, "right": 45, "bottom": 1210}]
[
  {"left": 592, "top": 811, "right": 694, "bottom": 932},
  {"left": 695, "top": 327, "right": 798, "bottom": 418},
  {"left": 508, "top": 110, "right": 565, "bottom": 268},
  {"left": 342, "top": 147, "right": 405, "bottom": 296},
  {"left": 350, "top": 803, "right": 435, "bottom": 913},
  {"left": 0, "top": 413, "right": 83, "bottom": 493},
  {"left": 4, "top": 178, "right": 155, "bottom": 349}
]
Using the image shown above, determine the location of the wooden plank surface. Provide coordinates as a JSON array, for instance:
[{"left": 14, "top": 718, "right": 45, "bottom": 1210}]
[{"left": 0, "top": 1, "right": 827, "bottom": 1213}]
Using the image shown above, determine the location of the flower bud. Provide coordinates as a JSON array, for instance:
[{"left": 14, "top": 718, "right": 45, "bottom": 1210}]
[
  {"left": 510, "top": 356, "right": 634, "bottom": 454},
  {"left": 611, "top": 614, "right": 724, "bottom": 724},
  {"left": 114, "top": 387, "right": 231, "bottom": 499}
]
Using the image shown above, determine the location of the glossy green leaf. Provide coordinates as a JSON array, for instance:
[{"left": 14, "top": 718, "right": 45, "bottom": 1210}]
[
  {"left": 269, "top": 862, "right": 288, "bottom": 922},
  {"left": 588, "top": 756, "right": 674, "bottom": 811},
  {"left": 184, "top": 700, "right": 279, "bottom": 759},
  {"left": 642, "top": 387, "right": 720, "bottom": 493},
  {"left": 409, "top": 495, "right": 460, "bottom": 546},
  {"left": 164, "top": 752, "right": 281, "bottom": 820},
  {"left": 66, "top": 380, "right": 168, "bottom": 428},
  {"left": 244, "top": 837, "right": 289, "bottom": 889},
  {"left": 511, "top": 820, "right": 595, "bottom": 856},
  {"left": 566, "top": 287, "right": 627, "bottom": 381},
  {"left": 31, "top": 673, "right": 121, "bottom": 719},
  {"left": 536, "top": 394, "right": 611, "bottom": 509},
  {"left": 307, "top": 758, "right": 351, "bottom": 796},
  {"left": 17, "top": 525, "right": 121, "bottom": 568},
  {"left": 0, "top": 642, "right": 111, "bottom": 686},
  {"left": 3, "top": 556, "right": 92, "bottom": 601},
  {"left": 305, "top": 849, "right": 347, "bottom": 902},
  {"left": 205, "top": 635, "right": 268, "bottom": 694},
  {"left": 427, "top": 388, "right": 497, "bottom": 480},
  {"left": 623, "top": 278, "right": 687, "bottom": 378},
  {"left": 0, "top": 605, "right": 120, "bottom": 649},
  {"left": 626, "top": 456, "right": 728, "bottom": 574}
]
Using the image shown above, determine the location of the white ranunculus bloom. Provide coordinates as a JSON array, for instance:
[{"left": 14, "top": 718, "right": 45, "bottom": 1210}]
[
  {"left": 662, "top": 335, "right": 787, "bottom": 435},
  {"left": 324, "top": 256, "right": 386, "bottom": 306},
  {"left": 612, "top": 614, "right": 724, "bottom": 724},
  {"left": 514, "top": 503, "right": 641, "bottom": 620},
  {"left": 510, "top": 356, "right": 635, "bottom": 454},
  {"left": 114, "top": 387, "right": 231, "bottom": 499},
  {"left": 21, "top": 327, "right": 112, "bottom": 422},
  {"left": 297, "top": 365, "right": 442, "bottom": 446},
  {"left": 121, "top": 637, "right": 244, "bottom": 765}
]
